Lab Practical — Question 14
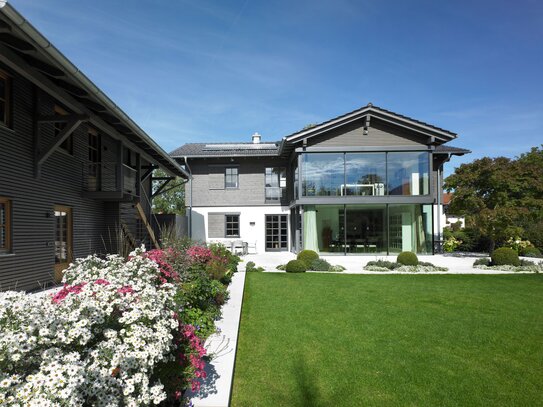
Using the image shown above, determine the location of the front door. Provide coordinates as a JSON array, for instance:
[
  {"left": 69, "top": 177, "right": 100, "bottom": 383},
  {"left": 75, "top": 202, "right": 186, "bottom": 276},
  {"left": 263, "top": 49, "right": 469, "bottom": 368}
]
[
  {"left": 54, "top": 205, "right": 72, "bottom": 282},
  {"left": 265, "top": 214, "right": 288, "bottom": 251}
]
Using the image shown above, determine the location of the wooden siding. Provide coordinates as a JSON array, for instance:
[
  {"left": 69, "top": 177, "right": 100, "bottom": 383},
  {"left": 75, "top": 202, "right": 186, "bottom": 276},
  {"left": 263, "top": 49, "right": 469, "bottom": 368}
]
[
  {"left": 186, "top": 157, "right": 289, "bottom": 207},
  {"left": 0, "top": 65, "right": 152, "bottom": 291},
  {"left": 308, "top": 118, "right": 426, "bottom": 148},
  {"left": 208, "top": 213, "right": 225, "bottom": 238}
]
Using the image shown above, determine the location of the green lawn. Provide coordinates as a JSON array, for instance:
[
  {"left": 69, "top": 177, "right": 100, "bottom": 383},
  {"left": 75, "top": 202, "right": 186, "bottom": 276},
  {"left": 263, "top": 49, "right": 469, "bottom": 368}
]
[{"left": 231, "top": 273, "right": 543, "bottom": 407}]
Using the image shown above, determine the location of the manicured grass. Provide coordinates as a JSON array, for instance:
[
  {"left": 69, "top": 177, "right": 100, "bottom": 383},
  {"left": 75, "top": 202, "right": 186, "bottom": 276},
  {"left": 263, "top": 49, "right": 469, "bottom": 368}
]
[{"left": 231, "top": 273, "right": 543, "bottom": 406}]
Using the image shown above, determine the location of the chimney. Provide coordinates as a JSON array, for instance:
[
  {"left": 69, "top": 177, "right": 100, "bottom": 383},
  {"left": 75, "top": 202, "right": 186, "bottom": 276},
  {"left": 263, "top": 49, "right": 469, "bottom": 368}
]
[{"left": 252, "top": 132, "right": 261, "bottom": 144}]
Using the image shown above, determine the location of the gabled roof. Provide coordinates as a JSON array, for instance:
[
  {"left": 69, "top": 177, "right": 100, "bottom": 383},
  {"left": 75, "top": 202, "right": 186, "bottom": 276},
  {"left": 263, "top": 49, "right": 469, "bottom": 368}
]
[
  {"left": 283, "top": 103, "right": 457, "bottom": 145},
  {"left": 0, "top": 1, "right": 188, "bottom": 178},
  {"left": 171, "top": 103, "right": 468, "bottom": 161}
]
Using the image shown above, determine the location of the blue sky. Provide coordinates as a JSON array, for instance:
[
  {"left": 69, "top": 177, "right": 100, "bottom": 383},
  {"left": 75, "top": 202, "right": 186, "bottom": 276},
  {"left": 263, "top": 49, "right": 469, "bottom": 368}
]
[{"left": 13, "top": 0, "right": 543, "bottom": 176}]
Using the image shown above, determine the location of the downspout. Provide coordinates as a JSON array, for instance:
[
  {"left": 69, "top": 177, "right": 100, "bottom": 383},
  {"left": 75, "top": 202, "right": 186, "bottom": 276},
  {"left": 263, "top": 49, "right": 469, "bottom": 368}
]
[
  {"left": 436, "top": 153, "right": 451, "bottom": 253},
  {"left": 184, "top": 156, "right": 193, "bottom": 239}
]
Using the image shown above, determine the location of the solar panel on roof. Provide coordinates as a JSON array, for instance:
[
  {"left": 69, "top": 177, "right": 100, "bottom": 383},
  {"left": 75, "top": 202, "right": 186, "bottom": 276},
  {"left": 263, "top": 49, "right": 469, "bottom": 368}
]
[{"left": 203, "top": 143, "right": 278, "bottom": 151}]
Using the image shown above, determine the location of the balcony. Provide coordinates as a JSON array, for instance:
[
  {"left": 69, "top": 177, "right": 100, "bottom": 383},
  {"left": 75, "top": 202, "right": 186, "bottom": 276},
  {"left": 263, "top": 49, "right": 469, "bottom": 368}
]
[
  {"left": 82, "top": 162, "right": 138, "bottom": 201},
  {"left": 265, "top": 186, "right": 287, "bottom": 204}
]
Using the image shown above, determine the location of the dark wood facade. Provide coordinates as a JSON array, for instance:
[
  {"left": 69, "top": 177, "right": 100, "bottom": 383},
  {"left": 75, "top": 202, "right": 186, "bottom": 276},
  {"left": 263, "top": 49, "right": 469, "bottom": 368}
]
[{"left": 0, "top": 4, "right": 187, "bottom": 291}]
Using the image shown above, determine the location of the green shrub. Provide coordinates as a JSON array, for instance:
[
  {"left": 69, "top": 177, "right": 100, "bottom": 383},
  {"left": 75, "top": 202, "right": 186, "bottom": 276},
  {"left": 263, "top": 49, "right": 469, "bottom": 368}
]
[
  {"left": 285, "top": 260, "right": 307, "bottom": 273},
  {"left": 491, "top": 247, "right": 520, "bottom": 266},
  {"left": 520, "top": 259, "right": 536, "bottom": 267},
  {"left": 473, "top": 258, "right": 491, "bottom": 266},
  {"left": 276, "top": 264, "right": 286, "bottom": 271},
  {"left": 397, "top": 252, "right": 419, "bottom": 266},
  {"left": 329, "top": 265, "right": 346, "bottom": 272},
  {"left": 245, "top": 261, "right": 264, "bottom": 272},
  {"left": 297, "top": 250, "right": 319, "bottom": 267},
  {"left": 521, "top": 246, "right": 542, "bottom": 258},
  {"left": 309, "top": 258, "right": 331, "bottom": 271}
]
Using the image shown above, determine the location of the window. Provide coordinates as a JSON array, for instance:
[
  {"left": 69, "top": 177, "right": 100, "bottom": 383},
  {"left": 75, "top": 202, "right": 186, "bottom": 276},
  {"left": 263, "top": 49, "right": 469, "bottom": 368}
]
[
  {"left": 0, "top": 198, "right": 11, "bottom": 252},
  {"left": 387, "top": 152, "right": 429, "bottom": 196},
  {"left": 301, "top": 153, "right": 344, "bottom": 196},
  {"left": 225, "top": 214, "right": 240, "bottom": 237},
  {"left": 54, "top": 105, "right": 73, "bottom": 155},
  {"left": 0, "top": 70, "right": 11, "bottom": 127},
  {"left": 54, "top": 205, "right": 72, "bottom": 270},
  {"left": 265, "top": 167, "right": 286, "bottom": 201},
  {"left": 225, "top": 167, "right": 238, "bottom": 189}
]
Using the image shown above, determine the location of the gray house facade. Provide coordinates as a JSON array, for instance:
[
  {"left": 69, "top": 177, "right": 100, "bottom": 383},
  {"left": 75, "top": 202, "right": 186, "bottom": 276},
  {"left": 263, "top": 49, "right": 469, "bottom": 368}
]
[
  {"left": 172, "top": 104, "right": 469, "bottom": 255},
  {"left": 0, "top": 2, "right": 188, "bottom": 291}
]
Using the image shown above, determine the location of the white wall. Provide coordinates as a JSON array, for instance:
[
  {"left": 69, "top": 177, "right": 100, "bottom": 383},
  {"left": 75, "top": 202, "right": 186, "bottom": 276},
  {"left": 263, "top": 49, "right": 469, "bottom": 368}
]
[{"left": 188, "top": 206, "right": 290, "bottom": 254}]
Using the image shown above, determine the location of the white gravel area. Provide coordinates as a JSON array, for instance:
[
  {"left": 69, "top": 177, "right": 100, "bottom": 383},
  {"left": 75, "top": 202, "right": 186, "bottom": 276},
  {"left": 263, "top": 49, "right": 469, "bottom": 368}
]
[{"left": 241, "top": 252, "right": 539, "bottom": 274}]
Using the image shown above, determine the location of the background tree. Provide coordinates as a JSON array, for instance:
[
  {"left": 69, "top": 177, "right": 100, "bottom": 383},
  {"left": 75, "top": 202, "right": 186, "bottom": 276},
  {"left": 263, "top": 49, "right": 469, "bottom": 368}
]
[
  {"left": 152, "top": 169, "right": 186, "bottom": 215},
  {"left": 444, "top": 146, "right": 543, "bottom": 252}
]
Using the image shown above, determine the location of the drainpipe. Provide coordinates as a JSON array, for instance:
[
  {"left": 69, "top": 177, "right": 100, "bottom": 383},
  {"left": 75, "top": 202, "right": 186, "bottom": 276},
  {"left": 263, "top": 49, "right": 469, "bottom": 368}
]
[
  {"left": 184, "top": 156, "right": 193, "bottom": 239},
  {"left": 436, "top": 153, "right": 451, "bottom": 253}
]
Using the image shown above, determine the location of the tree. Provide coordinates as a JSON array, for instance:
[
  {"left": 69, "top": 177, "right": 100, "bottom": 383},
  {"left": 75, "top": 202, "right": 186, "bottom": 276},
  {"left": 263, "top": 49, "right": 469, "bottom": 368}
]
[
  {"left": 444, "top": 146, "right": 543, "bottom": 251},
  {"left": 152, "top": 169, "right": 186, "bottom": 215}
]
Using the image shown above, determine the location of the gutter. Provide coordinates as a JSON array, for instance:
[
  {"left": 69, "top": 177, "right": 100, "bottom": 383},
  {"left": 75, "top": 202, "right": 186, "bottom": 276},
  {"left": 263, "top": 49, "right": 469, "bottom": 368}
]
[
  {"left": 183, "top": 156, "right": 193, "bottom": 239},
  {"left": 0, "top": 1, "right": 189, "bottom": 179}
]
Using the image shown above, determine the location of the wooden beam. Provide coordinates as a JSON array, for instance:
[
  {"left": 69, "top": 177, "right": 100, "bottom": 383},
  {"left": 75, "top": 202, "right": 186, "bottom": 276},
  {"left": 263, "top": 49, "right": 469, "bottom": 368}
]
[
  {"left": 151, "top": 178, "right": 173, "bottom": 198},
  {"left": 0, "top": 43, "right": 166, "bottom": 167},
  {"left": 135, "top": 202, "right": 160, "bottom": 249},
  {"left": 140, "top": 165, "right": 158, "bottom": 182},
  {"left": 37, "top": 117, "right": 83, "bottom": 166}
]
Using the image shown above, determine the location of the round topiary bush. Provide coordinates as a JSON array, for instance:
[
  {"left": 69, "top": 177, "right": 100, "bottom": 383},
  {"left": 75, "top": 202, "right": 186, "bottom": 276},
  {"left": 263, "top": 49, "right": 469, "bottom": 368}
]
[
  {"left": 297, "top": 250, "right": 319, "bottom": 268},
  {"left": 397, "top": 251, "right": 419, "bottom": 266},
  {"left": 309, "top": 258, "right": 331, "bottom": 271},
  {"left": 521, "top": 246, "right": 542, "bottom": 258},
  {"left": 491, "top": 247, "right": 520, "bottom": 266},
  {"left": 285, "top": 259, "right": 307, "bottom": 273}
]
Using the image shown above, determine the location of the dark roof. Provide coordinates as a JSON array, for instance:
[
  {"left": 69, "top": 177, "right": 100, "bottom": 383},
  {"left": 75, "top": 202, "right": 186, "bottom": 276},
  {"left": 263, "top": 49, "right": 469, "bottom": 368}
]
[
  {"left": 434, "top": 145, "right": 471, "bottom": 155},
  {"left": 170, "top": 142, "right": 280, "bottom": 158},
  {"left": 284, "top": 103, "right": 457, "bottom": 143}
]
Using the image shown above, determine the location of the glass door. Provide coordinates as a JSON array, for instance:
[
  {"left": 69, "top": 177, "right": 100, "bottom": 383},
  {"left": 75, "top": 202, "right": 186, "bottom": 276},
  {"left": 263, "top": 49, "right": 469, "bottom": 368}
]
[
  {"left": 265, "top": 215, "right": 288, "bottom": 251},
  {"left": 54, "top": 205, "right": 72, "bottom": 281}
]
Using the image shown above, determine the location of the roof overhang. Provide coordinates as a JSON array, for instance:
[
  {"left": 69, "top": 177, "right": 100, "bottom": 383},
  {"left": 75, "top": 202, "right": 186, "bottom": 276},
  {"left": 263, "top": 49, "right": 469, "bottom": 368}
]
[
  {"left": 0, "top": 1, "right": 189, "bottom": 179},
  {"left": 282, "top": 104, "right": 457, "bottom": 146}
]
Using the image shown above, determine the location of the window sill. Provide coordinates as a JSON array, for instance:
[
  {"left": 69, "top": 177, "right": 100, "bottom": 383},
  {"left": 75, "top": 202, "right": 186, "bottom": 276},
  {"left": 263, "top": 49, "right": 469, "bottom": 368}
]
[{"left": 0, "top": 252, "right": 15, "bottom": 258}]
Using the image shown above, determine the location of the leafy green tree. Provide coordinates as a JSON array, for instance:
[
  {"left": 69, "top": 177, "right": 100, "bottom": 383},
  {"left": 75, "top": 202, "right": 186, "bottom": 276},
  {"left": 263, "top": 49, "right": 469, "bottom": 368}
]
[
  {"left": 444, "top": 146, "right": 543, "bottom": 251},
  {"left": 152, "top": 169, "right": 186, "bottom": 215}
]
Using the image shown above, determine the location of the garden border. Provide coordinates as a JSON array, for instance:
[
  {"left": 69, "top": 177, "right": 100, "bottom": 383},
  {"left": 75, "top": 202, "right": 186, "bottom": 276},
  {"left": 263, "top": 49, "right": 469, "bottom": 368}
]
[{"left": 187, "top": 270, "right": 247, "bottom": 407}]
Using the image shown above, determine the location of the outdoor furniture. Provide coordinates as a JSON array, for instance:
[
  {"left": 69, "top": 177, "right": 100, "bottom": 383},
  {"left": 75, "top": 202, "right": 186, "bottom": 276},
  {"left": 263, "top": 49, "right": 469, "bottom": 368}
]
[
  {"left": 246, "top": 240, "right": 257, "bottom": 254},
  {"left": 232, "top": 240, "right": 245, "bottom": 255}
]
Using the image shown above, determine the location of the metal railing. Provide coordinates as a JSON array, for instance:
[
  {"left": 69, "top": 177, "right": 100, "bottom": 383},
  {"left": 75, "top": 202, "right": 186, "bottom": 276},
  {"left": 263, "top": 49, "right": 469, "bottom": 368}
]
[{"left": 265, "top": 186, "right": 286, "bottom": 202}]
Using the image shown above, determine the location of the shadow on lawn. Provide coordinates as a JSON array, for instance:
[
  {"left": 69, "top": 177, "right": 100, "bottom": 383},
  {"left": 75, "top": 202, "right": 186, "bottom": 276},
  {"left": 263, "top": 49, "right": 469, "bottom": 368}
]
[{"left": 291, "top": 355, "right": 335, "bottom": 407}]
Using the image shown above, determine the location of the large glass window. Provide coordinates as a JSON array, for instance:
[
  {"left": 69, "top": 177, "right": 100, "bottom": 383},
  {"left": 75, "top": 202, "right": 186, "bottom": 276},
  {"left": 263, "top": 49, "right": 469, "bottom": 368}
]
[
  {"left": 344, "top": 153, "right": 386, "bottom": 196},
  {"left": 387, "top": 152, "right": 429, "bottom": 195},
  {"left": 225, "top": 167, "right": 239, "bottom": 189},
  {"left": 0, "top": 198, "right": 11, "bottom": 252},
  {"left": 388, "top": 204, "right": 432, "bottom": 253},
  {"left": 300, "top": 152, "right": 430, "bottom": 198},
  {"left": 265, "top": 167, "right": 286, "bottom": 201},
  {"left": 302, "top": 153, "right": 344, "bottom": 196},
  {"left": 304, "top": 203, "right": 432, "bottom": 254}
]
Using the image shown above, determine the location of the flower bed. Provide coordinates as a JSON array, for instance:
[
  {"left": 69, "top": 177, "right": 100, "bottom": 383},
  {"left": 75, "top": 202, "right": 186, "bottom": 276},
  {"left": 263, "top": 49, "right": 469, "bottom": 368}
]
[
  {"left": 0, "top": 242, "right": 239, "bottom": 405},
  {"left": 364, "top": 260, "right": 448, "bottom": 272},
  {"left": 473, "top": 257, "right": 542, "bottom": 273}
]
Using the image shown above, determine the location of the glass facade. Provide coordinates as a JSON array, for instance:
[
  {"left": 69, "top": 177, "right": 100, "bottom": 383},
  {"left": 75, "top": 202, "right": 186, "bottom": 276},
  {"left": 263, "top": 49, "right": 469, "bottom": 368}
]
[
  {"left": 387, "top": 152, "right": 429, "bottom": 195},
  {"left": 344, "top": 153, "right": 386, "bottom": 196},
  {"left": 300, "top": 152, "right": 430, "bottom": 197},
  {"left": 301, "top": 153, "right": 344, "bottom": 196},
  {"left": 307, "top": 204, "right": 433, "bottom": 254}
]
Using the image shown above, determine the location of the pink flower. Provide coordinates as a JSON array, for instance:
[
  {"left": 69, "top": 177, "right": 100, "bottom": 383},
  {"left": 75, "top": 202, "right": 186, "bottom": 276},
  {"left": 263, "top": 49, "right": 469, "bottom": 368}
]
[
  {"left": 117, "top": 285, "right": 134, "bottom": 295},
  {"left": 94, "top": 279, "right": 110, "bottom": 285},
  {"left": 51, "top": 283, "right": 87, "bottom": 304}
]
